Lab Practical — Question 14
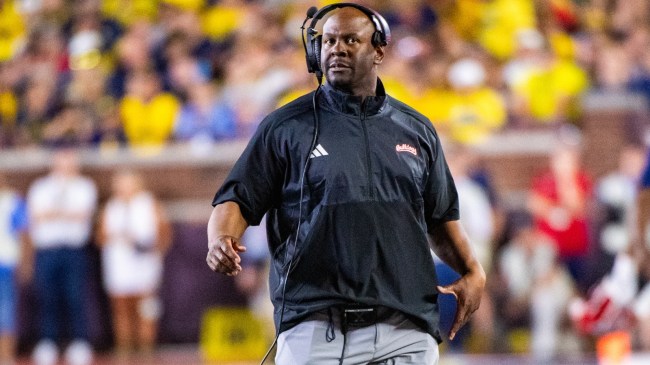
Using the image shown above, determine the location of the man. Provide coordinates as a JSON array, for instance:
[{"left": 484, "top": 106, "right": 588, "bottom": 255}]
[
  {"left": 207, "top": 4, "right": 485, "bottom": 364},
  {"left": 27, "top": 149, "right": 97, "bottom": 365}
]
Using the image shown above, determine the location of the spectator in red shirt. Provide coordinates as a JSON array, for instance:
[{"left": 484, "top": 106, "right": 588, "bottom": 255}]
[{"left": 528, "top": 129, "right": 593, "bottom": 292}]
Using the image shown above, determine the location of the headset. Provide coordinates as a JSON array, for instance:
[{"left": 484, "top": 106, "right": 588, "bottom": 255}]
[{"left": 302, "top": 2, "right": 392, "bottom": 84}]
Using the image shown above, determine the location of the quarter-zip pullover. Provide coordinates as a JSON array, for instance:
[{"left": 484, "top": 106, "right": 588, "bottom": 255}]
[{"left": 213, "top": 79, "right": 459, "bottom": 342}]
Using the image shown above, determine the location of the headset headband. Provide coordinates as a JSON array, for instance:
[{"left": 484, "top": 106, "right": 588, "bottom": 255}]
[{"left": 308, "top": 3, "right": 391, "bottom": 47}]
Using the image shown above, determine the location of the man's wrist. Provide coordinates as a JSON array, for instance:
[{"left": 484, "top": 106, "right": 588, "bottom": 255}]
[
  {"left": 466, "top": 261, "right": 486, "bottom": 285},
  {"left": 210, "top": 234, "right": 239, "bottom": 247}
]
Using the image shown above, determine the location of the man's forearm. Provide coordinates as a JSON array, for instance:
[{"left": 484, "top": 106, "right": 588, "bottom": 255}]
[
  {"left": 429, "top": 220, "right": 484, "bottom": 277},
  {"left": 430, "top": 219, "right": 486, "bottom": 340},
  {"left": 207, "top": 201, "right": 249, "bottom": 246}
]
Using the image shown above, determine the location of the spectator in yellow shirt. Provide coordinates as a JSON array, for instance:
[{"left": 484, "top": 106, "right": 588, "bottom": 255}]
[
  {"left": 511, "top": 45, "right": 588, "bottom": 125},
  {"left": 119, "top": 69, "right": 180, "bottom": 148},
  {"left": 441, "top": 0, "right": 536, "bottom": 60},
  {"left": 380, "top": 46, "right": 453, "bottom": 127},
  {"left": 0, "top": 0, "right": 25, "bottom": 62},
  {"left": 445, "top": 58, "right": 507, "bottom": 145},
  {"left": 102, "top": 0, "right": 158, "bottom": 26},
  {"left": 201, "top": 0, "right": 244, "bottom": 42},
  {"left": 0, "top": 62, "right": 19, "bottom": 146}
]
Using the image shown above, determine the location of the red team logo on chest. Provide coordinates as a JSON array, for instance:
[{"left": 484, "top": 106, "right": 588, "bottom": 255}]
[{"left": 395, "top": 144, "right": 417, "bottom": 156}]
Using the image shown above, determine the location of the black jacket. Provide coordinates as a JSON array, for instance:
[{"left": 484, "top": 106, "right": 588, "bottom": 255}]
[{"left": 213, "top": 79, "right": 459, "bottom": 341}]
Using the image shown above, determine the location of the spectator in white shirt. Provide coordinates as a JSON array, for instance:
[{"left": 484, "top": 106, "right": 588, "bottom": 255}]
[
  {"left": 27, "top": 149, "right": 97, "bottom": 365},
  {"left": 97, "top": 170, "right": 171, "bottom": 357}
]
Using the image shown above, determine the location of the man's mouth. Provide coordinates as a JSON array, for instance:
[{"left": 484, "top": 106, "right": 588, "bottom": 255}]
[{"left": 329, "top": 62, "right": 351, "bottom": 71}]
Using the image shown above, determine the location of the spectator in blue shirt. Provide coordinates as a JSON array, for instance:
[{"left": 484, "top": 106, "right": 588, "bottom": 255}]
[
  {"left": 0, "top": 175, "right": 29, "bottom": 365},
  {"left": 173, "top": 76, "right": 237, "bottom": 143}
]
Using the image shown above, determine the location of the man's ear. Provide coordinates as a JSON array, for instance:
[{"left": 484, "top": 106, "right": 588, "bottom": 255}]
[{"left": 374, "top": 46, "right": 385, "bottom": 65}]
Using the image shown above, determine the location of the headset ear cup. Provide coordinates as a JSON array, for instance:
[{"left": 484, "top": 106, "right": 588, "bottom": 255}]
[
  {"left": 370, "top": 13, "right": 390, "bottom": 46},
  {"left": 372, "top": 31, "right": 382, "bottom": 47},
  {"left": 314, "top": 35, "right": 322, "bottom": 73},
  {"left": 306, "top": 31, "right": 315, "bottom": 73}
]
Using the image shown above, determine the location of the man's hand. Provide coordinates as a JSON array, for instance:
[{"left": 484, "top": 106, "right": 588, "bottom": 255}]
[
  {"left": 437, "top": 269, "right": 485, "bottom": 340},
  {"left": 429, "top": 220, "right": 486, "bottom": 340},
  {"left": 206, "top": 235, "right": 247, "bottom": 276}
]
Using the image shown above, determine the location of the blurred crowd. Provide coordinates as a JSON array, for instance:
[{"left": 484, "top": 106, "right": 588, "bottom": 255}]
[
  {"left": 442, "top": 133, "right": 650, "bottom": 363},
  {"left": 1, "top": 0, "right": 650, "bottom": 364},
  {"left": 0, "top": 0, "right": 649, "bottom": 150}
]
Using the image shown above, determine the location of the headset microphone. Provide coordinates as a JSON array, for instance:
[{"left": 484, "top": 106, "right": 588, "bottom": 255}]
[
  {"left": 306, "top": 6, "right": 317, "bottom": 19},
  {"left": 301, "top": 6, "right": 321, "bottom": 83}
]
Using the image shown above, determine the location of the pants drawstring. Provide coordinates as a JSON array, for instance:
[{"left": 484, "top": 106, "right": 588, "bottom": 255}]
[
  {"left": 325, "top": 308, "right": 347, "bottom": 364},
  {"left": 325, "top": 307, "right": 347, "bottom": 364},
  {"left": 339, "top": 331, "right": 347, "bottom": 365},
  {"left": 326, "top": 307, "right": 336, "bottom": 342}
]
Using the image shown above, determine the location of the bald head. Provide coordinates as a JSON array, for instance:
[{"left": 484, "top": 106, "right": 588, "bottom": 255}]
[
  {"left": 323, "top": 7, "right": 375, "bottom": 41},
  {"left": 320, "top": 7, "right": 384, "bottom": 96}
]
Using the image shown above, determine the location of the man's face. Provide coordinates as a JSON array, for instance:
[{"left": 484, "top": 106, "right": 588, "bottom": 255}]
[{"left": 321, "top": 8, "right": 384, "bottom": 95}]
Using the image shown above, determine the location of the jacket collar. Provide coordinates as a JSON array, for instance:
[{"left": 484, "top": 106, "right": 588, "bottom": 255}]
[{"left": 321, "top": 78, "right": 388, "bottom": 117}]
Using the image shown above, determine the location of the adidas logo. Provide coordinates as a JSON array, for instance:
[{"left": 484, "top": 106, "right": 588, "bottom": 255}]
[{"left": 309, "top": 144, "right": 329, "bottom": 158}]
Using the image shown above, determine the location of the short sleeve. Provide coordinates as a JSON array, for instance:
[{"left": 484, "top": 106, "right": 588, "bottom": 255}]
[
  {"left": 423, "top": 132, "right": 459, "bottom": 231},
  {"left": 212, "top": 118, "right": 283, "bottom": 226}
]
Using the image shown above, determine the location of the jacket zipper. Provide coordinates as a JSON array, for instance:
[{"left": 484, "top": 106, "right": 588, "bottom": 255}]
[{"left": 360, "top": 99, "right": 373, "bottom": 199}]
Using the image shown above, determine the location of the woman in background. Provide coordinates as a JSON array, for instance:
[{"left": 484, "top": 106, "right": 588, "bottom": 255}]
[{"left": 97, "top": 170, "right": 171, "bottom": 358}]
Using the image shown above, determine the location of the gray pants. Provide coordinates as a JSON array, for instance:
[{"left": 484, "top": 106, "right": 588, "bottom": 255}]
[{"left": 276, "top": 310, "right": 439, "bottom": 364}]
